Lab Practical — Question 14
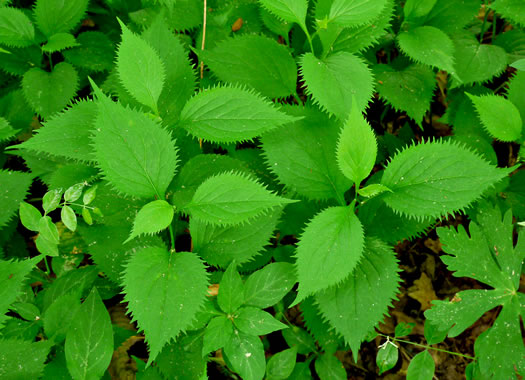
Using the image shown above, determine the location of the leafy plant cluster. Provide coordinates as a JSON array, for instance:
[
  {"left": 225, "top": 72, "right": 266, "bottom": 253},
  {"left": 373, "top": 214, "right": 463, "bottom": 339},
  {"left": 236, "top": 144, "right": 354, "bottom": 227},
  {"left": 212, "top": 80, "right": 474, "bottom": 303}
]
[{"left": 0, "top": 0, "right": 524, "bottom": 379}]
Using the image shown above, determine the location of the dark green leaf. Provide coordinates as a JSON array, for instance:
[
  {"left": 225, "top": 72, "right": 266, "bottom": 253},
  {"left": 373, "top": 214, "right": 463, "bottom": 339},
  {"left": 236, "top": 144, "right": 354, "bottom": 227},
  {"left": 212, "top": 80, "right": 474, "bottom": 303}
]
[{"left": 218, "top": 262, "right": 245, "bottom": 313}]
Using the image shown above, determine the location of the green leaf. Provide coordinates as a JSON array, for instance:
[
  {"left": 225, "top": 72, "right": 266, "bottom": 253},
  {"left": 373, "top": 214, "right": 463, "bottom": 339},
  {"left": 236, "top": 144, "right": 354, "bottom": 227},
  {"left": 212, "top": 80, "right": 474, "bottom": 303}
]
[
  {"left": 123, "top": 247, "right": 209, "bottom": 362},
  {"left": 191, "top": 207, "right": 281, "bottom": 268},
  {"left": 336, "top": 103, "right": 377, "bottom": 184},
  {"left": 19, "top": 201, "right": 41, "bottom": 232},
  {"left": 300, "top": 52, "right": 374, "bottom": 119},
  {"left": 116, "top": 19, "right": 165, "bottom": 113},
  {"left": 258, "top": 0, "right": 307, "bottom": 28},
  {"left": 403, "top": 0, "right": 437, "bottom": 19},
  {"left": 0, "top": 170, "right": 32, "bottom": 228},
  {"left": 282, "top": 326, "right": 316, "bottom": 354},
  {"left": 380, "top": 140, "right": 512, "bottom": 219},
  {"left": 328, "top": 0, "right": 388, "bottom": 28},
  {"left": 34, "top": 0, "right": 89, "bottom": 37},
  {"left": 261, "top": 106, "right": 351, "bottom": 201},
  {"left": 22, "top": 62, "right": 78, "bottom": 119},
  {"left": 293, "top": 206, "right": 364, "bottom": 305},
  {"left": 376, "top": 341, "right": 398, "bottom": 375},
  {"left": 424, "top": 0, "right": 479, "bottom": 34},
  {"left": 82, "top": 185, "right": 97, "bottom": 205},
  {"left": 155, "top": 331, "right": 206, "bottom": 380},
  {"left": 315, "top": 354, "right": 346, "bottom": 380},
  {"left": 203, "top": 316, "right": 234, "bottom": 356},
  {"left": 394, "top": 322, "right": 415, "bottom": 337},
  {"left": 316, "top": 238, "right": 400, "bottom": 359},
  {"left": 43, "top": 291, "right": 81, "bottom": 343},
  {"left": 507, "top": 71, "right": 525, "bottom": 133},
  {"left": 407, "top": 350, "right": 435, "bottom": 380},
  {"left": 0, "top": 7, "right": 35, "bottom": 47},
  {"left": 179, "top": 85, "right": 298, "bottom": 144},
  {"left": 186, "top": 172, "right": 296, "bottom": 226},
  {"left": 0, "top": 257, "right": 35, "bottom": 328},
  {"left": 300, "top": 297, "right": 343, "bottom": 350},
  {"left": 0, "top": 339, "right": 51, "bottom": 379},
  {"left": 373, "top": 63, "right": 436, "bottom": 124},
  {"left": 42, "top": 266, "right": 98, "bottom": 311},
  {"left": 511, "top": 58, "right": 525, "bottom": 70},
  {"left": 244, "top": 262, "right": 296, "bottom": 309},
  {"left": 42, "top": 188, "right": 63, "bottom": 214},
  {"left": 35, "top": 234, "right": 59, "bottom": 256},
  {"left": 90, "top": 81, "right": 179, "bottom": 199},
  {"left": 491, "top": 0, "right": 525, "bottom": 27},
  {"left": 218, "top": 262, "right": 245, "bottom": 313},
  {"left": 0, "top": 116, "right": 19, "bottom": 142},
  {"left": 266, "top": 347, "right": 297, "bottom": 380},
  {"left": 39, "top": 216, "right": 59, "bottom": 244},
  {"left": 358, "top": 184, "right": 392, "bottom": 198},
  {"left": 202, "top": 35, "right": 297, "bottom": 98},
  {"left": 125, "top": 200, "right": 174, "bottom": 243},
  {"left": 234, "top": 306, "right": 287, "bottom": 335},
  {"left": 467, "top": 93, "right": 522, "bottom": 142},
  {"left": 41, "top": 32, "right": 78, "bottom": 53},
  {"left": 64, "top": 183, "right": 84, "bottom": 202},
  {"left": 65, "top": 288, "right": 114, "bottom": 380},
  {"left": 397, "top": 26, "right": 455, "bottom": 74},
  {"left": 63, "top": 31, "right": 115, "bottom": 72},
  {"left": 451, "top": 32, "right": 507, "bottom": 87},
  {"left": 61, "top": 206, "right": 77, "bottom": 232},
  {"left": 224, "top": 330, "right": 266, "bottom": 380}
]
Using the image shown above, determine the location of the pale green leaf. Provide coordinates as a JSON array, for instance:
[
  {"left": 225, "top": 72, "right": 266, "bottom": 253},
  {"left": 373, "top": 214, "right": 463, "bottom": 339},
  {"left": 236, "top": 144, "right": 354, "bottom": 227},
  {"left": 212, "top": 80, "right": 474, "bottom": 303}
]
[
  {"left": 511, "top": 58, "right": 525, "bottom": 70},
  {"left": 218, "top": 262, "right": 245, "bottom": 313},
  {"left": 35, "top": 235, "right": 58, "bottom": 257},
  {"left": 300, "top": 52, "right": 374, "bottom": 119},
  {"left": 0, "top": 339, "right": 51, "bottom": 379},
  {"left": 0, "top": 257, "right": 35, "bottom": 328},
  {"left": 179, "top": 85, "right": 298, "bottom": 143},
  {"left": 0, "top": 7, "right": 34, "bottom": 47},
  {"left": 91, "top": 81, "right": 179, "bottom": 199},
  {"left": 266, "top": 347, "right": 297, "bottom": 380},
  {"left": 42, "top": 188, "right": 63, "bottom": 214},
  {"left": 380, "top": 140, "right": 512, "bottom": 219},
  {"left": 34, "top": 0, "right": 89, "bottom": 37},
  {"left": 377, "top": 342, "right": 398, "bottom": 375},
  {"left": 491, "top": 0, "right": 525, "bottom": 27},
  {"left": 43, "top": 291, "right": 81, "bottom": 343},
  {"left": 116, "top": 19, "right": 165, "bottom": 113},
  {"left": 467, "top": 93, "right": 522, "bottom": 142},
  {"left": 22, "top": 62, "right": 78, "bottom": 119},
  {"left": 123, "top": 247, "right": 209, "bottom": 362},
  {"left": 224, "top": 330, "right": 266, "bottom": 380},
  {"left": 293, "top": 206, "right": 364, "bottom": 305},
  {"left": 202, "top": 35, "right": 297, "bottom": 98},
  {"left": 234, "top": 307, "right": 287, "bottom": 335},
  {"left": 244, "top": 262, "right": 296, "bottom": 309},
  {"left": 316, "top": 238, "right": 400, "bottom": 359},
  {"left": 261, "top": 105, "right": 351, "bottom": 201},
  {"left": 42, "top": 32, "right": 78, "bottom": 53},
  {"left": 186, "top": 172, "right": 296, "bottom": 226},
  {"left": 329, "top": 0, "right": 388, "bottom": 28},
  {"left": 258, "top": 0, "right": 307, "bottom": 28},
  {"left": 203, "top": 316, "right": 234, "bottom": 356},
  {"left": 358, "top": 184, "right": 392, "bottom": 198},
  {"left": 397, "top": 26, "right": 455, "bottom": 74},
  {"left": 0, "top": 170, "right": 32, "bottom": 228},
  {"left": 315, "top": 354, "right": 346, "bottom": 380},
  {"left": 63, "top": 31, "right": 115, "bottom": 72},
  {"left": 19, "top": 201, "right": 41, "bottom": 232},
  {"left": 65, "top": 288, "right": 114, "bottom": 380},
  {"left": 61, "top": 205, "right": 77, "bottom": 232},
  {"left": 64, "top": 183, "right": 84, "bottom": 202},
  {"left": 407, "top": 350, "right": 435, "bottom": 380},
  {"left": 125, "top": 200, "right": 174, "bottom": 243},
  {"left": 39, "top": 215, "right": 59, "bottom": 244},
  {"left": 336, "top": 103, "right": 377, "bottom": 184}
]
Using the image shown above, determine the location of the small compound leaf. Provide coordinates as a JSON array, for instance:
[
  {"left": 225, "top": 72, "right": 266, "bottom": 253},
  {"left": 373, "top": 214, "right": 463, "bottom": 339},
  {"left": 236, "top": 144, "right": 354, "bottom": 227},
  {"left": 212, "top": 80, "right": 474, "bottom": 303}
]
[
  {"left": 38, "top": 216, "right": 59, "bottom": 244},
  {"left": 0, "top": 7, "right": 35, "bottom": 47},
  {"left": 218, "top": 262, "right": 245, "bottom": 314},
  {"left": 315, "top": 353, "right": 347, "bottom": 380},
  {"left": 125, "top": 200, "right": 174, "bottom": 243},
  {"left": 64, "top": 183, "right": 84, "bottom": 202},
  {"left": 60, "top": 205, "right": 77, "bottom": 232},
  {"left": 42, "top": 188, "right": 63, "bottom": 214},
  {"left": 266, "top": 347, "right": 297, "bottom": 380},
  {"left": 33, "top": 0, "right": 89, "bottom": 37},
  {"left": 203, "top": 316, "right": 234, "bottom": 356},
  {"left": 224, "top": 330, "right": 266, "bottom": 380},
  {"left": 234, "top": 307, "right": 287, "bottom": 336},
  {"left": 35, "top": 234, "right": 59, "bottom": 256},
  {"left": 244, "top": 262, "right": 296, "bottom": 309},
  {"left": 0, "top": 339, "right": 51, "bottom": 379},
  {"left": 407, "top": 350, "right": 435, "bottom": 380},
  {"left": 179, "top": 85, "right": 298, "bottom": 143},
  {"left": 328, "top": 0, "right": 388, "bottom": 28},
  {"left": 19, "top": 201, "right": 42, "bottom": 232},
  {"left": 376, "top": 341, "right": 398, "bottom": 375}
]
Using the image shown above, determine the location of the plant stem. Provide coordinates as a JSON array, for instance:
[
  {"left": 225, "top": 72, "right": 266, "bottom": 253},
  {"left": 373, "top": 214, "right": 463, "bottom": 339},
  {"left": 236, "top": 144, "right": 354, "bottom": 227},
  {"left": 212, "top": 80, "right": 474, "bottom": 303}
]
[
  {"left": 199, "top": 0, "right": 207, "bottom": 80},
  {"left": 479, "top": 0, "right": 490, "bottom": 43},
  {"left": 301, "top": 24, "right": 315, "bottom": 53},
  {"left": 168, "top": 224, "right": 175, "bottom": 252}
]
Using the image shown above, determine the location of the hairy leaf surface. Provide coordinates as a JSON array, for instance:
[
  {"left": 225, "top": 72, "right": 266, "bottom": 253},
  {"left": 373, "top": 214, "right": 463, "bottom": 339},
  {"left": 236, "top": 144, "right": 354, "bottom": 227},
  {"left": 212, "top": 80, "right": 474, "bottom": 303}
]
[
  {"left": 258, "top": 0, "right": 307, "bottom": 28},
  {"left": 0, "top": 7, "right": 34, "bottom": 47},
  {"left": 34, "top": 0, "right": 89, "bottom": 37},
  {"left": 328, "top": 0, "right": 388, "bottom": 28}
]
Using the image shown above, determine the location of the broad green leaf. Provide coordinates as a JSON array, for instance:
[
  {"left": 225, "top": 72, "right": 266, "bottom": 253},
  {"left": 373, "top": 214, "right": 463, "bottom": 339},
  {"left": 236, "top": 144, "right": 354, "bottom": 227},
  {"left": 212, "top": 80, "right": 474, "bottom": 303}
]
[
  {"left": 218, "top": 262, "right": 245, "bottom": 313},
  {"left": 123, "top": 247, "right": 209, "bottom": 362},
  {"left": 0, "top": 170, "right": 32, "bottom": 228},
  {"left": 91, "top": 81, "right": 179, "bottom": 199},
  {"left": 407, "top": 350, "right": 435, "bottom": 380},
  {"left": 376, "top": 341, "right": 398, "bottom": 375},
  {"left": 43, "top": 291, "right": 81, "bottom": 343},
  {"left": 315, "top": 354, "right": 346, "bottom": 380},
  {"left": 234, "top": 307, "right": 287, "bottom": 335},
  {"left": 35, "top": 234, "right": 59, "bottom": 257},
  {"left": 39, "top": 216, "right": 59, "bottom": 244},
  {"left": 491, "top": 0, "right": 525, "bottom": 27},
  {"left": 261, "top": 106, "right": 351, "bottom": 201},
  {"left": 266, "top": 347, "right": 297, "bottom": 380},
  {"left": 328, "top": 0, "right": 388, "bottom": 28},
  {"left": 22, "top": 62, "right": 78, "bottom": 119},
  {"left": 186, "top": 172, "right": 296, "bottom": 226},
  {"left": 287, "top": 362, "right": 313, "bottom": 380},
  {"left": 19, "top": 201, "right": 41, "bottom": 232},
  {"left": 224, "top": 330, "right": 266, "bottom": 380},
  {"left": 179, "top": 85, "right": 298, "bottom": 143},
  {"left": 380, "top": 140, "right": 512, "bottom": 219},
  {"left": 191, "top": 208, "right": 281, "bottom": 268},
  {"left": 373, "top": 63, "right": 435, "bottom": 124},
  {"left": 0, "top": 46, "right": 41, "bottom": 76},
  {"left": 300, "top": 52, "right": 374, "bottom": 119},
  {"left": 424, "top": 0, "right": 479, "bottom": 34},
  {"left": 260, "top": 8, "right": 293, "bottom": 42},
  {"left": 511, "top": 58, "right": 525, "bottom": 70},
  {"left": 316, "top": 238, "right": 400, "bottom": 359},
  {"left": 467, "top": 93, "right": 522, "bottom": 142},
  {"left": 0, "top": 257, "right": 35, "bottom": 328},
  {"left": 244, "top": 262, "right": 296, "bottom": 309},
  {"left": 336, "top": 103, "right": 377, "bottom": 184},
  {"left": 282, "top": 326, "right": 316, "bottom": 354},
  {"left": 293, "top": 206, "right": 364, "bottom": 305},
  {"left": 41, "top": 33, "right": 78, "bottom": 53},
  {"left": 300, "top": 297, "right": 343, "bottom": 350},
  {"left": 65, "top": 288, "right": 113, "bottom": 380},
  {"left": 397, "top": 26, "right": 455, "bottom": 74},
  {"left": 116, "top": 19, "right": 165, "bottom": 113},
  {"left": 61, "top": 205, "right": 77, "bottom": 232},
  {"left": 42, "top": 266, "right": 98, "bottom": 311},
  {"left": 63, "top": 31, "right": 115, "bottom": 72},
  {"left": 17, "top": 100, "right": 97, "bottom": 162},
  {"left": 0, "top": 7, "right": 34, "bottom": 47},
  {"left": 34, "top": 0, "right": 89, "bottom": 37},
  {"left": 258, "top": 0, "right": 308, "bottom": 28},
  {"left": 203, "top": 316, "right": 234, "bottom": 356},
  {"left": 125, "top": 200, "right": 174, "bottom": 243},
  {"left": 451, "top": 33, "right": 507, "bottom": 87},
  {"left": 202, "top": 35, "right": 297, "bottom": 98},
  {"left": 403, "top": 0, "right": 437, "bottom": 19},
  {"left": 0, "top": 339, "right": 51, "bottom": 379}
]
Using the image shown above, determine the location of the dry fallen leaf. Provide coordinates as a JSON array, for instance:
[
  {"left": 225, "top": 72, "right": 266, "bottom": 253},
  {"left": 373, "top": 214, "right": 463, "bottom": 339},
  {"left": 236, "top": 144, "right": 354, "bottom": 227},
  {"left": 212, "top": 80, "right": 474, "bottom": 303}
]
[{"left": 407, "top": 273, "right": 438, "bottom": 310}]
